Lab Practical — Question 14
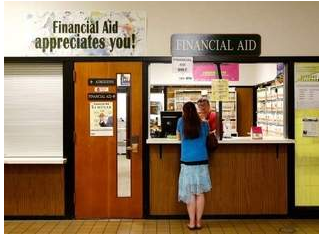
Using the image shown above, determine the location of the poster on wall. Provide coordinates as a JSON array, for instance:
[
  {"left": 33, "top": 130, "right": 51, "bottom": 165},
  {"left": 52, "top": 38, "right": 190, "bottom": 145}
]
[
  {"left": 295, "top": 63, "right": 319, "bottom": 109},
  {"left": 295, "top": 82, "right": 319, "bottom": 109},
  {"left": 302, "top": 117, "right": 319, "bottom": 137},
  {"left": 90, "top": 102, "right": 113, "bottom": 136},
  {"left": 24, "top": 11, "right": 146, "bottom": 56}
]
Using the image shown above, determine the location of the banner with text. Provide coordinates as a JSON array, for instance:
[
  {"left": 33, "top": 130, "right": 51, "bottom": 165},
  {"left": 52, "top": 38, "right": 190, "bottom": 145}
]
[
  {"left": 24, "top": 11, "right": 146, "bottom": 56},
  {"left": 193, "top": 63, "right": 239, "bottom": 81}
]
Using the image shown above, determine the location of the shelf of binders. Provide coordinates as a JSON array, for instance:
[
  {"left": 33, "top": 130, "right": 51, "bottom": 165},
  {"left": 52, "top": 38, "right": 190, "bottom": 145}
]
[
  {"left": 174, "top": 89, "right": 203, "bottom": 111},
  {"left": 222, "top": 89, "right": 237, "bottom": 136},
  {"left": 256, "top": 83, "right": 284, "bottom": 137}
]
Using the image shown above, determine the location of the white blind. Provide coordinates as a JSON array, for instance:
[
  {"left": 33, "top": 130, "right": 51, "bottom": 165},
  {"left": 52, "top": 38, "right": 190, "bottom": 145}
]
[{"left": 4, "top": 63, "right": 63, "bottom": 158}]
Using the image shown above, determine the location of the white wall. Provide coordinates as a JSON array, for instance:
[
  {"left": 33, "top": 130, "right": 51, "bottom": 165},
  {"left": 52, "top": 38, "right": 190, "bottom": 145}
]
[
  {"left": 4, "top": 1, "right": 319, "bottom": 56},
  {"left": 240, "top": 64, "right": 277, "bottom": 86},
  {"left": 150, "top": 63, "right": 277, "bottom": 86}
]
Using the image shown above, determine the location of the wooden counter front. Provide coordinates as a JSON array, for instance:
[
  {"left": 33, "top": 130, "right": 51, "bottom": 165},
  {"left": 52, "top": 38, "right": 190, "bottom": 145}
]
[{"left": 149, "top": 144, "right": 288, "bottom": 215}]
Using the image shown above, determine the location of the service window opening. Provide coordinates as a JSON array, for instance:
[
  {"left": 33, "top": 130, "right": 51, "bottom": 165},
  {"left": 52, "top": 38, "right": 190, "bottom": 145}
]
[{"left": 148, "top": 62, "right": 287, "bottom": 139}]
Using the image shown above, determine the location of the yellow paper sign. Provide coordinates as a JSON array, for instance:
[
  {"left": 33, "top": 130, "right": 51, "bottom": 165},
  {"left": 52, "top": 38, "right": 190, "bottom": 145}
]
[{"left": 211, "top": 79, "right": 229, "bottom": 101}]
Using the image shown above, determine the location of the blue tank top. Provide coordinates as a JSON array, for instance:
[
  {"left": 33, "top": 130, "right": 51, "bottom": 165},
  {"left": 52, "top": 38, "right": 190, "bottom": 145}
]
[{"left": 176, "top": 117, "right": 209, "bottom": 162}]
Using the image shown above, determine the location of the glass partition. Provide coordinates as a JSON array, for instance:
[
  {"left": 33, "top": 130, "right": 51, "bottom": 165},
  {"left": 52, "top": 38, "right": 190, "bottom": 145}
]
[{"left": 117, "top": 88, "right": 131, "bottom": 197}]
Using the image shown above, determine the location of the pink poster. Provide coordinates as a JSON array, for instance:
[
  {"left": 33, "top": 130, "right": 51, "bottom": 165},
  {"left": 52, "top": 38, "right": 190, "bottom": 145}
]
[{"left": 193, "top": 63, "right": 239, "bottom": 81}]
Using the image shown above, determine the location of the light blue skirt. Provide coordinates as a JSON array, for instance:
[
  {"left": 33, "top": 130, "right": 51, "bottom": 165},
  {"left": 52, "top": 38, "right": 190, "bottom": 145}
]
[{"left": 178, "top": 164, "right": 212, "bottom": 203}]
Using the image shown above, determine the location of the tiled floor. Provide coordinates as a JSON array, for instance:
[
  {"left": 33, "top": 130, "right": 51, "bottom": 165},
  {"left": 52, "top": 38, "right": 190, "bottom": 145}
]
[{"left": 4, "top": 219, "right": 319, "bottom": 234}]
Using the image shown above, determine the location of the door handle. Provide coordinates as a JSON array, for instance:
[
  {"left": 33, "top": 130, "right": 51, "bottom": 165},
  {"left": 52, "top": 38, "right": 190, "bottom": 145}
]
[{"left": 126, "top": 143, "right": 138, "bottom": 153}]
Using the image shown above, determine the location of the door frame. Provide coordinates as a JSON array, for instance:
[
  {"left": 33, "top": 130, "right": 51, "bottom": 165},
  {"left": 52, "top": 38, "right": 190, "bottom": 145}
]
[{"left": 4, "top": 56, "right": 319, "bottom": 219}]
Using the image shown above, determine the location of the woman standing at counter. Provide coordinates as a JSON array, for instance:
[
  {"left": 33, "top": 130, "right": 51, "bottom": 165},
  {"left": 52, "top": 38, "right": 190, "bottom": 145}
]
[
  {"left": 176, "top": 102, "right": 212, "bottom": 230},
  {"left": 197, "top": 97, "right": 217, "bottom": 133}
]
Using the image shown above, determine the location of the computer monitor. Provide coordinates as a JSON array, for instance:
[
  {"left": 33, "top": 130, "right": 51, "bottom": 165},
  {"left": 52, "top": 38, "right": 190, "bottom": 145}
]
[{"left": 160, "top": 111, "right": 182, "bottom": 138}]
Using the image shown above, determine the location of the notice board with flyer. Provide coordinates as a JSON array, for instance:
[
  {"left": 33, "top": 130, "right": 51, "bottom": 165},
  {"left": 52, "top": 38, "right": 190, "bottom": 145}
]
[{"left": 294, "top": 62, "right": 319, "bottom": 207}]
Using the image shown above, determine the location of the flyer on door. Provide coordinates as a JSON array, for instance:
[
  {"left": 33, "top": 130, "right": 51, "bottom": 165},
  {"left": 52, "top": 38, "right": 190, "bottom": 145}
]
[{"left": 90, "top": 102, "right": 113, "bottom": 136}]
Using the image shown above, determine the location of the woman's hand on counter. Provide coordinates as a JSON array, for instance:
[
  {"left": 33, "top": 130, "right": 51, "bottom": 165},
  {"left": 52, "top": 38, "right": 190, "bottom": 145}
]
[{"left": 176, "top": 131, "right": 181, "bottom": 140}]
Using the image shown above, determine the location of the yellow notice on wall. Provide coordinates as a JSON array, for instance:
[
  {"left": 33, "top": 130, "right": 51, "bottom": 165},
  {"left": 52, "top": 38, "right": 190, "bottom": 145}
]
[
  {"left": 295, "top": 63, "right": 319, "bottom": 206},
  {"left": 211, "top": 79, "right": 229, "bottom": 101}
]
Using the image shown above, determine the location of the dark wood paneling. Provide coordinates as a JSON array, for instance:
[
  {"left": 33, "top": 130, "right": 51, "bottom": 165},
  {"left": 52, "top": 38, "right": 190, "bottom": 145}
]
[
  {"left": 149, "top": 145, "right": 186, "bottom": 215},
  {"left": 149, "top": 144, "right": 287, "bottom": 215},
  {"left": 205, "top": 144, "right": 287, "bottom": 215},
  {"left": 4, "top": 164, "right": 65, "bottom": 216},
  {"left": 235, "top": 88, "right": 254, "bottom": 136}
]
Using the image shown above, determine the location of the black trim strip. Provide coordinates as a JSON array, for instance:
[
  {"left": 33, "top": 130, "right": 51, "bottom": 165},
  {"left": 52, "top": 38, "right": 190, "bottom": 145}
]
[
  {"left": 288, "top": 144, "right": 295, "bottom": 216},
  {"left": 142, "top": 61, "right": 150, "bottom": 218},
  {"left": 4, "top": 56, "right": 319, "bottom": 64},
  {"left": 180, "top": 160, "right": 209, "bottom": 165},
  {"left": 164, "top": 86, "right": 168, "bottom": 110},
  {"left": 286, "top": 62, "right": 295, "bottom": 216},
  {"left": 252, "top": 86, "right": 257, "bottom": 126},
  {"left": 63, "top": 61, "right": 75, "bottom": 219},
  {"left": 291, "top": 207, "right": 319, "bottom": 219}
]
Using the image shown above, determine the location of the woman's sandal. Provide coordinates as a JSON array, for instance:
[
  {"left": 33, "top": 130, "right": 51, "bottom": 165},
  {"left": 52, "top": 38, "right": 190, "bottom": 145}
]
[
  {"left": 187, "top": 224, "right": 196, "bottom": 230},
  {"left": 196, "top": 225, "right": 202, "bottom": 230}
]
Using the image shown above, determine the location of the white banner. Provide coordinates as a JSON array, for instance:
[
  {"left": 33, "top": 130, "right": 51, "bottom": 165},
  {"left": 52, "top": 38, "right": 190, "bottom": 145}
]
[{"left": 24, "top": 11, "right": 146, "bottom": 56}]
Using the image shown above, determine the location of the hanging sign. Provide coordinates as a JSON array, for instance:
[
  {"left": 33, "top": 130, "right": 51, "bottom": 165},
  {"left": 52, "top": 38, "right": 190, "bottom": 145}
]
[
  {"left": 90, "top": 102, "right": 113, "bottom": 136},
  {"left": 171, "top": 34, "right": 261, "bottom": 56},
  {"left": 172, "top": 57, "right": 193, "bottom": 81},
  {"left": 172, "top": 57, "right": 193, "bottom": 74},
  {"left": 211, "top": 79, "right": 229, "bottom": 101},
  {"left": 88, "top": 93, "right": 116, "bottom": 100},
  {"left": 88, "top": 79, "right": 116, "bottom": 86},
  {"left": 24, "top": 11, "right": 146, "bottom": 56}
]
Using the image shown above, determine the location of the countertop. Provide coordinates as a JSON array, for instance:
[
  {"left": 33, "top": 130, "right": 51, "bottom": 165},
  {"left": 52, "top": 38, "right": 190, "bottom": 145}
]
[
  {"left": 146, "top": 137, "right": 295, "bottom": 144},
  {"left": 4, "top": 156, "right": 67, "bottom": 164}
]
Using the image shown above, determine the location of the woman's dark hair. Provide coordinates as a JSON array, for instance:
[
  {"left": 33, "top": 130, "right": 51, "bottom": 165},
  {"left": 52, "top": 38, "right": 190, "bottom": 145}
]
[{"left": 182, "top": 102, "right": 201, "bottom": 139}]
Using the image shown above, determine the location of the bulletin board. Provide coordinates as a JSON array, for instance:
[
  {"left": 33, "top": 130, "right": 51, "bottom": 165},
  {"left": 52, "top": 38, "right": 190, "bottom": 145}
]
[{"left": 294, "top": 62, "right": 319, "bottom": 206}]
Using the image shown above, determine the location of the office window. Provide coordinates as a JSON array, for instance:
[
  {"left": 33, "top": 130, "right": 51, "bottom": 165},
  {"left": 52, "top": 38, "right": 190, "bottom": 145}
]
[{"left": 4, "top": 63, "right": 63, "bottom": 158}]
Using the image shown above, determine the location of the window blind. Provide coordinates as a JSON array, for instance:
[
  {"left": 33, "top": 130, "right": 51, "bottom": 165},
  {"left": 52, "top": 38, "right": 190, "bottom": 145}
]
[{"left": 4, "top": 63, "right": 63, "bottom": 160}]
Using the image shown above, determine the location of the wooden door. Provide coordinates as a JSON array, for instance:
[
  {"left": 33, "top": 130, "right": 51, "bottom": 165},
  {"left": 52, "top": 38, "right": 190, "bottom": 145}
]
[{"left": 74, "top": 62, "right": 143, "bottom": 219}]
